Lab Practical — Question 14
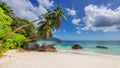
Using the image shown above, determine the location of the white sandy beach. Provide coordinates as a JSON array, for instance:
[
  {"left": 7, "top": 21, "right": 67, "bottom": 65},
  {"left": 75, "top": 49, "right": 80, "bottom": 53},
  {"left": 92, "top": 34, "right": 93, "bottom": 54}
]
[{"left": 0, "top": 50, "right": 120, "bottom": 68}]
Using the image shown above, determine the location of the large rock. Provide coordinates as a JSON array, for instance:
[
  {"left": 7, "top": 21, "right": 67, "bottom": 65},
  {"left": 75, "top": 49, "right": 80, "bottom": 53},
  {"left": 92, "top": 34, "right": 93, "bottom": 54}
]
[
  {"left": 72, "top": 44, "right": 83, "bottom": 49},
  {"left": 96, "top": 46, "right": 108, "bottom": 49},
  {"left": 38, "top": 44, "right": 57, "bottom": 52},
  {"left": 27, "top": 42, "right": 39, "bottom": 50}
]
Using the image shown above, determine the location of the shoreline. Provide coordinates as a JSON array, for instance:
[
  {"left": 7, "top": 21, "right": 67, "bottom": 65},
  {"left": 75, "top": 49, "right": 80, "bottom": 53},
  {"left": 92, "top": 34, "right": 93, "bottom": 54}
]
[{"left": 57, "top": 49, "right": 120, "bottom": 59}]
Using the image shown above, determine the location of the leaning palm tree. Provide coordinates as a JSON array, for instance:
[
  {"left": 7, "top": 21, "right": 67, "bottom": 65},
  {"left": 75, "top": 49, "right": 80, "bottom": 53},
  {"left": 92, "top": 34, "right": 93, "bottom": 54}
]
[
  {"left": 6, "top": 6, "right": 66, "bottom": 39},
  {"left": 52, "top": 6, "right": 66, "bottom": 28},
  {"left": 37, "top": 7, "right": 66, "bottom": 39},
  {"left": 37, "top": 13, "right": 55, "bottom": 39},
  {"left": 37, "top": 21, "right": 54, "bottom": 39}
]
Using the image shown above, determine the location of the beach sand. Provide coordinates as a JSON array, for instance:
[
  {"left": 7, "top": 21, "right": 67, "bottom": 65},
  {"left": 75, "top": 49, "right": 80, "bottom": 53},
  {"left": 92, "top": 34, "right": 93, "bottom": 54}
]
[{"left": 0, "top": 50, "right": 120, "bottom": 68}]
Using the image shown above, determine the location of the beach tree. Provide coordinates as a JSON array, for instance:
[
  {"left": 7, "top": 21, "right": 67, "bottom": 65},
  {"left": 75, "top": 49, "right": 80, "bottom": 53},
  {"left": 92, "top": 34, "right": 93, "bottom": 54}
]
[
  {"left": 0, "top": 2, "right": 38, "bottom": 41},
  {"left": 37, "top": 13, "right": 55, "bottom": 39},
  {"left": 37, "top": 7, "right": 66, "bottom": 39},
  {"left": 0, "top": 2, "right": 66, "bottom": 57},
  {"left": 0, "top": 7, "right": 12, "bottom": 56},
  {"left": 0, "top": 7, "right": 12, "bottom": 39},
  {"left": 52, "top": 6, "right": 66, "bottom": 28}
]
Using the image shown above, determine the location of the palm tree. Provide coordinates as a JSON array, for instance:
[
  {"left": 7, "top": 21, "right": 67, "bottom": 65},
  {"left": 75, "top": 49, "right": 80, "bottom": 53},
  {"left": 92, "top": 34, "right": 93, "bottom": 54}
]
[
  {"left": 37, "top": 21, "right": 54, "bottom": 39},
  {"left": 0, "top": 2, "right": 66, "bottom": 40},
  {"left": 6, "top": 6, "right": 66, "bottom": 39},
  {"left": 37, "top": 13, "right": 55, "bottom": 39},
  {"left": 37, "top": 7, "right": 66, "bottom": 39},
  {"left": 52, "top": 6, "right": 66, "bottom": 28}
]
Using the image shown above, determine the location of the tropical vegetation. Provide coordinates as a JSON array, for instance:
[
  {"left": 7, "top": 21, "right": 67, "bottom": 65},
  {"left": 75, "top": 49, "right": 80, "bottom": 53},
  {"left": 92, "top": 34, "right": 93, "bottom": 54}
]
[{"left": 0, "top": 2, "right": 66, "bottom": 57}]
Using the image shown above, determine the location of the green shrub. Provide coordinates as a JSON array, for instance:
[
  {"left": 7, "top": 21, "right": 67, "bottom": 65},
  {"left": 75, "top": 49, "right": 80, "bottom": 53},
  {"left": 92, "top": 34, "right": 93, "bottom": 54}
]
[
  {"left": 0, "top": 7, "right": 12, "bottom": 56},
  {"left": 0, "top": 43, "right": 3, "bottom": 58},
  {"left": 0, "top": 7, "right": 12, "bottom": 38},
  {"left": 4, "top": 33, "right": 26, "bottom": 50},
  {"left": 21, "top": 39, "right": 29, "bottom": 48}
]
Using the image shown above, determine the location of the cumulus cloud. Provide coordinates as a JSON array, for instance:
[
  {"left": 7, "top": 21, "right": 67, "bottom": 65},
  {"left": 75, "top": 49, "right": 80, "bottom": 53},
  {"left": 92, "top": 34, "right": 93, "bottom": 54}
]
[
  {"left": 66, "top": 8, "right": 81, "bottom": 26},
  {"left": 76, "top": 31, "right": 81, "bottom": 34},
  {"left": 1, "top": 0, "right": 54, "bottom": 21},
  {"left": 37, "top": 0, "right": 54, "bottom": 9},
  {"left": 72, "top": 18, "right": 81, "bottom": 25},
  {"left": 82, "top": 4, "right": 120, "bottom": 32},
  {"left": 66, "top": 8, "right": 76, "bottom": 16}
]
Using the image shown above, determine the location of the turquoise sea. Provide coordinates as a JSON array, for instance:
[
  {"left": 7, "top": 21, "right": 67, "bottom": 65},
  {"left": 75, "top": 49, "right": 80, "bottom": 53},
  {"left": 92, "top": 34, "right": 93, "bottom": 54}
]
[{"left": 37, "top": 40, "right": 120, "bottom": 57}]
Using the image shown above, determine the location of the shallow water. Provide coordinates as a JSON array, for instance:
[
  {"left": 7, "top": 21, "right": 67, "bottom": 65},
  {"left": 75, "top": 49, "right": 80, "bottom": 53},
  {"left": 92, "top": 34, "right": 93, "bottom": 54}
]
[{"left": 37, "top": 40, "right": 120, "bottom": 57}]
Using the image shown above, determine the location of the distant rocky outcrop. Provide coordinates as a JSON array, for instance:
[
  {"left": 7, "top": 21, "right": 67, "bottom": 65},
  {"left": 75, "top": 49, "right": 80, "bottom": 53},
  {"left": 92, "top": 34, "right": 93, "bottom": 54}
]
[
  {"left": 96, "top": 46, "right": 108, "bottom": 49},
  {"left": 37, "top": 44, "right": 57, "bottom": 52},
  {"left": 27, "top": 42, "right": 40, "bottom": 50},
  {"left": 72, "top": 44, "right": 83, "bottom": 49}
]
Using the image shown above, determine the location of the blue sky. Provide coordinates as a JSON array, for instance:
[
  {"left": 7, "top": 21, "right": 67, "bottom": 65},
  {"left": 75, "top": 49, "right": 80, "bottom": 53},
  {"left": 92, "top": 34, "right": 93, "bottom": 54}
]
[
  {"left": 53, "top": 0, "right": 120, "bottom": 41},
  {"left": 1, "top": 0, "right": 120, "bottom": 41}
]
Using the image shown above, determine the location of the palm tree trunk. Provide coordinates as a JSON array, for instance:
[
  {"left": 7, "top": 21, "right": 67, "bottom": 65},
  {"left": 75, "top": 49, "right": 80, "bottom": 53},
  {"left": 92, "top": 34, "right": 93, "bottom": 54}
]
[{"left": 6, "top": 19, "right": 40, "bottom": 39}]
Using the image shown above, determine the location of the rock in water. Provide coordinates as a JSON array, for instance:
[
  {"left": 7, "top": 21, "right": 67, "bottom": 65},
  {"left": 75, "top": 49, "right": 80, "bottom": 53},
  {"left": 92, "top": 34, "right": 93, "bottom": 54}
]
[
  {"left": 38, "top": 44, "right": 57, "bottom": 52},
  {"left": 96, "top": 46, "right": 108, "bottom": 49},
  {"left": 72, "top": 44, "right": 83, "bottom": 49},
  {"left": 27, "top": 42, "right": 39, "bottom": 50}
]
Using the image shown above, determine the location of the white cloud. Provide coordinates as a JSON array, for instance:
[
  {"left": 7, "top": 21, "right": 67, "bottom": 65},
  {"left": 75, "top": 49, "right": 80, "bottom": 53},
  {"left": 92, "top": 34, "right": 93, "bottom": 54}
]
[
  {"left": 37, "top": 0, "right": 54, "bottom": 9},
  {"left": 1, "top": 0, "right": 54, "bottom": 21},
  {"left": 66, "top": 8, "right": 76, "bottom": 16},
  {"left": 82, "top": 4, "right": 120, "bottom": 32},
  {"left": 76, "top": 31, "right": 81, "bottom": 34},
  {"left": 72, "top": 18, "right": 81, "bottom": 25},
  {"left": 66, "top": 8, "right": 81, "bottom": 26}
]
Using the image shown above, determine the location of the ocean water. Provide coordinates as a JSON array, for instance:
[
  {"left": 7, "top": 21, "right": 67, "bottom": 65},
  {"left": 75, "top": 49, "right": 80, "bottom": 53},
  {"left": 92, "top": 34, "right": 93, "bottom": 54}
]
[{"left": 37, "top": 40, "right": 120, "bottom": 57}]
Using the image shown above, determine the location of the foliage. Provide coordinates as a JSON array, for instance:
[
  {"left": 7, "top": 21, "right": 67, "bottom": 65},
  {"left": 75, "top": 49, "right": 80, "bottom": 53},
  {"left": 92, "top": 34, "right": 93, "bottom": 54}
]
[
  {"left": 0, "top": 7, "right": 27, "bottom": 56},
  {"left": 37, "top": 20, "right": 54, "bottom": 39},
  {"left": 0, "top": 2, "right": 37, "bottom": 57},
  {"left": 37, "top": 6, "right": 66, "bottom": 39},
  {"left": 0, "top": 2, "right": 66, "bottom": 57},
  {"left": 4, "top": 33, "right": 26, "bottom": 51},
  {"left": 53, "top": 6, "right": 66, "bottom": 28},
  {"left": 0, "top": 7, "right": 12, "bottom": 39},
  {"left": 0, "top": 42, "right": 3, "bottom": 57},
  {"left": 0, "top": 7, "right": 13, "bottom": 56},
  {"left": 0, "top": 2, "right": 37, "bottom": 42},
  {"left": 11, "top": 17, "right": 38, "bottom": 42},
  {"left": 0, "top": 2, "right": 14, "bottom": 16}
]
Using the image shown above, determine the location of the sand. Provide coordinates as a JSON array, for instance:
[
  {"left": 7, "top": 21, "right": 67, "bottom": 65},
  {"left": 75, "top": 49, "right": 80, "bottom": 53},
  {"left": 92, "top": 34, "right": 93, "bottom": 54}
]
[{"left": 0, "top": 50, "right": 120, "bottom": 68}]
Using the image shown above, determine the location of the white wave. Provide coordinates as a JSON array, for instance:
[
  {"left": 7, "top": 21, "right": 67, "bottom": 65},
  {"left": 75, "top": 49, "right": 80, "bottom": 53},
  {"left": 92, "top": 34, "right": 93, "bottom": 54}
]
[{"left": 57, "top": 49, "right": 120, "bottom": 58}]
